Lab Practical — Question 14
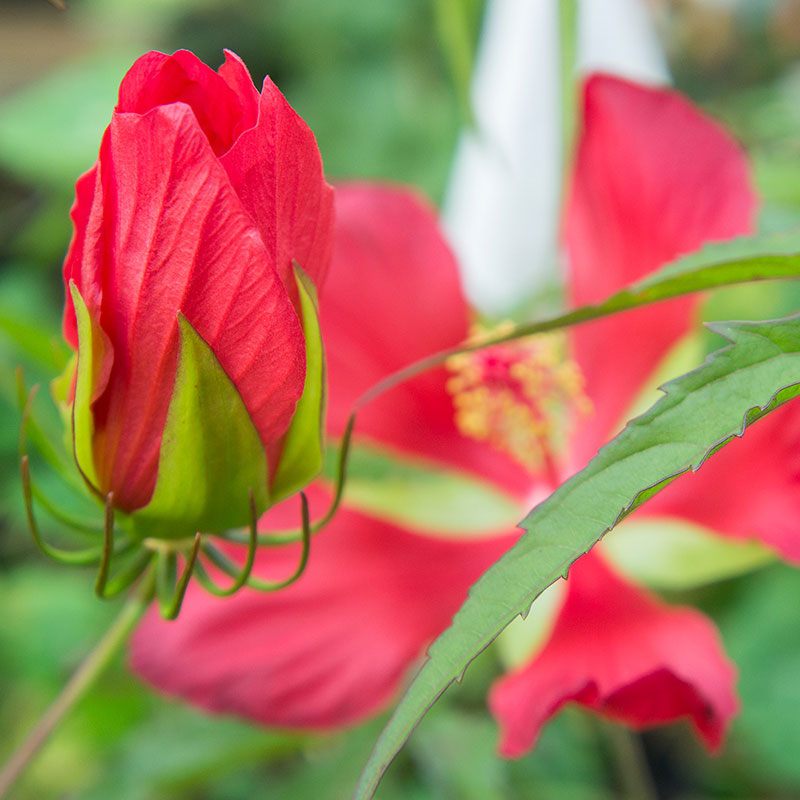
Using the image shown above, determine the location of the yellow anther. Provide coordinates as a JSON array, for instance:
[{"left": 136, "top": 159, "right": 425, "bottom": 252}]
[{"left": 446, "top": 324, "right": 591, "bottom": 476}]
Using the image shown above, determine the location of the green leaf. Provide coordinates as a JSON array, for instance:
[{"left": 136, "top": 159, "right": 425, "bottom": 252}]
[
  {"left": 130, "top": 314, "right": 269, "bottom": 541},
  {"left": 521, "top": 227, "right": 800, "bottom": 331},
  {"left": 354, "top": 313, "right": 800, "bottom": 798},
  {"left": 361, "top": 229, "right": 800, "bottom": 404},
  {"left": 0, "top": 51, "right": 138, "bottom": 190},
  {"left": 718, "top": 564, "right": 800, "bottom": 785},
  {"left": 271, "top": 265, "right": 326, "bottom": 503},
  {"left": 0, "top": 48, "right": 138, "bottom": 189},
  {"left": 0, "top": 311, "right": 69, "bottom": 373},
  {"left": 635, "top": 228, "right": 800, "bottom": 290},
  {"left": 80, "top": 706, "right": 301, "bottom": 800}
]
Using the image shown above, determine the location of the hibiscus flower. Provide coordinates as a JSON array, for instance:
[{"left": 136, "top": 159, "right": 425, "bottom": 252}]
[{"left": 130, "top": 74, "right": 768, "bottom": 755}]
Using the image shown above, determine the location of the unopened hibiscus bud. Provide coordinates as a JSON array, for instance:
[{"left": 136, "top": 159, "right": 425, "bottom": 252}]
[{"left": 59, "top": 50, "right": 333, "bottom": 541}]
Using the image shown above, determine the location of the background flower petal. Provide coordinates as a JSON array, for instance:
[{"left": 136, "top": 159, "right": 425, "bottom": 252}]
[
  {"left": 130, "top": 490, "right": 514, "bottom": 730},
  {"left": 323, "top": 183, "right": 532, "bottom": 498},
  {"left": 566, "top": 74, "right": 757, "bottom": 463},
  {"left": 489, "top": 552, "right": 737, "bottom": 756}
]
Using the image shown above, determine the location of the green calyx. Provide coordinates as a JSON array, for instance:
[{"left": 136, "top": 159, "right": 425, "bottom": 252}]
[
  {"left": 33, "top": 277, "right": 329, "bottom": 612},
  {"left": 68, "top": 284, "right": 271, "bottom": 539},
  {"left": 133, "top": 263, "right": 326, "bottom": 538},
  {"left": 129, "top": 312, "right": 270, "bottom": 541},
  {"left": 69, "top": 269, "right": 327, "bottom": 541}
]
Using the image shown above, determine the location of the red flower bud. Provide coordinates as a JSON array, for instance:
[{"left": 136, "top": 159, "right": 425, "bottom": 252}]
[{"left": 61, "top": 50, "right": 333, "bottom": 526}]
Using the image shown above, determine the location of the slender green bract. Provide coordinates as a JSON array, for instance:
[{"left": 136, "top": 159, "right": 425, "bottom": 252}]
[
  {"left": 70, "top": 282, "right": 110, "bottom": 492},
  {"left": 131, "top": 314, "right": 269, "bottom": 541},
  {"left": 354, "top": 313, "right": 800, "bottom": 799}
]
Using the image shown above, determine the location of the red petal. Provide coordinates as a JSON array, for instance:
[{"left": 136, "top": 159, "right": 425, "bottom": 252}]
[
  {"left": 65, "top": 104, "right": 304, "bottom": 511},
  {"left": 324, "top": 183, "right": 532, "bottom": 498},
  {"left": 218, "top": 49, "right": 259, "bottom": 132},
  {"left": 116, "top": 49, "right": 255, "bottom": 156},
  {"left": 220, "top": 77, "right": 334, "bottom": 305},
  {"left": 63, "top": 164, "right": 101, "bottom": 347},
  {"left": 566, "top": 74, "right": 756, "bottom": 463},
  {"left": 489, "top": 552, "right": 737, "bottom": 756},
  {"left": 130, "top": 489, "right": 514, "bottom": 729},
  {"left": 644, "top": 397, "right": 800, "bottom": 562}
]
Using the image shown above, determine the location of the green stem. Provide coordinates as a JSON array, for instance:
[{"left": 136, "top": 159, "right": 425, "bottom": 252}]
[
  {"left": 604, "top": 724, "right": 659, "bottom": 800},
  {"left": 559, "top": 0, "right": 579, "bottom": 186},
  {"left": 0, "top": 570, "right": 155, "bottom": 798}
]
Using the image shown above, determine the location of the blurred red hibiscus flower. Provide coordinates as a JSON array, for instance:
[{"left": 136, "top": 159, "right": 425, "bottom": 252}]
[{"left": 130, "top": 74, "right": 783, "bottom": 756}]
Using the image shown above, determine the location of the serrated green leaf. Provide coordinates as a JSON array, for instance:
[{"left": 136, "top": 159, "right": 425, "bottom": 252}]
[
  {"left": 271, "top": 265, "right": 326, "bottom": 503},
  {"left": 355, "top": 314, "right": 800, "bottom": 798},
  {"left": 130, "top": 314, "right": 269, "bottom": 541}
]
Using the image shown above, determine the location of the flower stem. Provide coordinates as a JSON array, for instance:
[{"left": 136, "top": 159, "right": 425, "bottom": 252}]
[
  {"left": 0, "top": 570, "right": 155, "bottom": 798},
  {"left": 605, "top": 724, "right": 659, "bottom": 800},
  {"left": 558, "top": 0, "right": 579, "bottom": 184}
]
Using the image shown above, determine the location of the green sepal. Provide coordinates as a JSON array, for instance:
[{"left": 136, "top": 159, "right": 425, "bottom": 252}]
[
  {"left": 270, "top": 264, "right": 327, "bottom": 503},
  {"left": 69, "top": 282, "right": 109, "bottom": 493},
  {"left": 50, "top": 352, "right": 82, "bottom": 472},
  {"left": 130, "top": 314, "right": 270, "bottom": 541}
]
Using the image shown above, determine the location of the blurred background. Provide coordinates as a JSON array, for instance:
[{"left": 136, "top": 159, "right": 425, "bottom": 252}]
[{"left": 2, "top": 0, "right": 800, "bottom": 797}]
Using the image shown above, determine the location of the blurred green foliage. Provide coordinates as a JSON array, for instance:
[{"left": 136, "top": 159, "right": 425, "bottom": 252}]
[{"left": 2, "top": 1, "right": 800, "bottom": 798}]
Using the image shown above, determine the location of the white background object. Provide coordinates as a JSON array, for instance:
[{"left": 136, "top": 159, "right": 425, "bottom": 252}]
[{"left": 443, "top": 0, "right": 670, "bottom": 316}]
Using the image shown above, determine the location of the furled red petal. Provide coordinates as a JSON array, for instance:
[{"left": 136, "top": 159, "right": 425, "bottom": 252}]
[
  {"left": 489, "top": 552, "right": 737, "bottom": 756},
  {"left": 217, "top": 49, "right": 260, "bottom": 130},
  {"left": 566, "top": 74, "right": 756, "bottom": 463},
  {"left": 63, "top": 103, "right": 304, "bottom": 511},
  {"left": 220, "top": 78, "right": 334, "bottom": 304},
  {"left": 643, "top": 397, "right": 800, "bottom": 562},
  {"left": 116, "top": 49, "right": 256, "bottom": 156},
  {"left": 130, "top": 488, "right": 514, "bottom": 729},
  {"left": 323, "top": 183, "right": 532, "bottom": 498}
]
